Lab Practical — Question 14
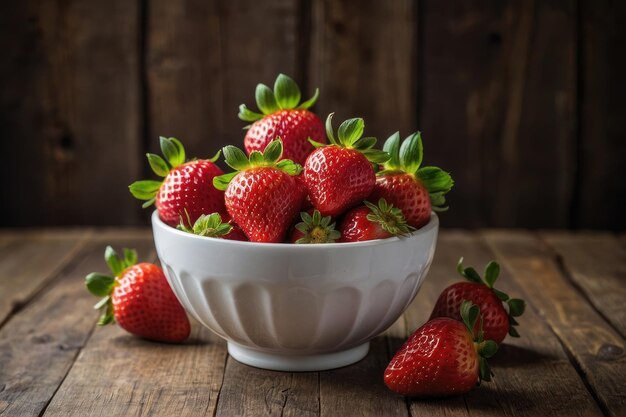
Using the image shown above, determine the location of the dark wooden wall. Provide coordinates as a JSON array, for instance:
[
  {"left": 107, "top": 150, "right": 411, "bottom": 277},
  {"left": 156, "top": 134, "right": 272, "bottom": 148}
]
[{"left": 1, "top": 0, "right": 625, "bottom": 229}]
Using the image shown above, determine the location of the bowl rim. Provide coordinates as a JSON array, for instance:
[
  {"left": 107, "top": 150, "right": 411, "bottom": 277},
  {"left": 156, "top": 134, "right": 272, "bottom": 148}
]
[{"left": 152, "top": 210, "right": 439, "bottom": 250}]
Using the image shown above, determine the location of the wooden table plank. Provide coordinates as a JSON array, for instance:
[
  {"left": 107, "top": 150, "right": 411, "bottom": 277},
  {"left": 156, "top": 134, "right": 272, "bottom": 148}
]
[
  {"left": 483, "top": 231, "right": 625, "bottom": 417},
  {"left": 542, "top": 232, "right": 626, "bottom": 337},
  {"left": 399, "top": 231, "right": 604, "bottom": 417},
  {"left": 0, "top": 233, "right": 153, "bottom": 417},
  {"left": 0, "top": 231, "right": 90, "bottom": 327}
]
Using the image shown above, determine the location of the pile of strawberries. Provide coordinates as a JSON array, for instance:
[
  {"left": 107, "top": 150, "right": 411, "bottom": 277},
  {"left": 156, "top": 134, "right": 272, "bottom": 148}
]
[
  {"left": 128, "top": 73, "right": 453, "bottom": 244},
  {"left": 84, "top": 74, "right": 524, "bottom": 399}
]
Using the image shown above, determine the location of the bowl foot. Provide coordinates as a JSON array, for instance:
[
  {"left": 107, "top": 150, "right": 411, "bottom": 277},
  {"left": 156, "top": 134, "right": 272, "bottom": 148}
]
[{"left": 227, "top": 342, "right": 370, "bottom": 372}]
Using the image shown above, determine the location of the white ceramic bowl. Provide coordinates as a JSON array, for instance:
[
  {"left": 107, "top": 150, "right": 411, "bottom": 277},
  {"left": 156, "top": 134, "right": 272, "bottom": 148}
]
[{"left": 152, "top": 210, "right": 439, "bottom": 371}]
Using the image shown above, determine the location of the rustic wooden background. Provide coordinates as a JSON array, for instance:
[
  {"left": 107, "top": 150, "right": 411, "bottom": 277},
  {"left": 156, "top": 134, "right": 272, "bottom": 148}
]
[{"left": 1, "top": 0, "right": 625, "bottom": 229}]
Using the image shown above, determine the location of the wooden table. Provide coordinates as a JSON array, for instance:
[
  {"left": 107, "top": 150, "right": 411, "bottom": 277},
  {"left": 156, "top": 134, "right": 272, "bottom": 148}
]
[{"left": 0, "top": 229, "right": 624, "bottom": 417}]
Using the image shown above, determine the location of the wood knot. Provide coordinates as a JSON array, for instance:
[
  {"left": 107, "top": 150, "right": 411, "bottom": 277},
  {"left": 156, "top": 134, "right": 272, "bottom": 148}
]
[{"left": 597, "top": 344, "right": 623, "bottom": 361}]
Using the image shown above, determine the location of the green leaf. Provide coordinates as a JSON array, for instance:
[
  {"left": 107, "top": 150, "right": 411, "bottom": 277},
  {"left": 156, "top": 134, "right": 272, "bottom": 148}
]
[
  {"left": 85, "top": 273, "right": 115, "bottom": 297},
  {"left": 249, "top": 151, "right": 264, "bottom": 165},
  {"left": 141, "top": 197, "right": 156, "bottom": 209},
  {"left": 481, "top": 340, "right": 498, "bottom": 358},
  {"left": 508, "top": 298, "right": 526, "bottom": 317},
  {"left": 223, "top": 146, "right": 250, "bottom": 171},
  {"left": 238, "top": 104, "right": 264, "bottom": 122},
  {"left": 383, "top": 132, "right": 401, "bottom": 169},
  {"left": 484, "top": 261, "right": 500, "bottom": 288},
  {"left": 213, "top": 172, "right": 238, "bottom": 191},
  {"left": 98, "top": 302, "right": 115, "bottom": 326},
  {"left": 129, "top": 180, "right": 161, "bottom": 200},
  {"left": 208, "top": 149, "right": 222, "bottom": 163},
  {"left": 93, "top": 295, "right": 110, "bottom": 310},
  {"left": 325, "top": 113, "right": 337, "bottom": 145},
  {"left": 255, "top": 84, "right": 279, "bottom": 114},
  {"left": 276, "top": 159, "right": 302, "bottom": 176},
  {"left": 274, "top": 74, "right": 301, "bottom": 109},
  {"left": 123, "top": 248, "right": 138, "bottom": 267},
  {"left": 460, "top": 300, "right": 479, "bottom": 335},
  {"left": 104, "top": 246, "right": 124, "bottom": 276},
  {"left": 429, "top": 192, "right": 448, "bottom": 210},
  {"left": 399, "top": 132, "right": 423, "bottom": 174},
  {"left": 308, "top": 138, "right": 326, "bottom": 148},
  {"left": 493, "top": 288, "right": 510, "bottom": 301},
  {"left": 337, "top": 118, "right": 364, "bottom": 146},
  {"left": 297, "top": 88, "right": 319, "bottom": 110},
  {"left": 416, "top": 167, "right": 454, "bottom": 194},
  {"left": 464, "top": 267, "right": 483, "bottom": 284},
  {"left": 479, "top": 358, "right": 493, "bottom": 382},
  {"left": 353, "top": 136, "right": 376, "bottom": 150},
  {"left": 361, "top": 149, "right": 390, "bottom": 164},
  {"left": 263, "top": 139, "right": 283, "bottom": 163},
  {"left": 508, "top": 326, "right": 520, "bottom": 338},
  {"left": 160, "top": 137, "right": 185, "bottom": 167},
  {"left": 146, "top": 153, "right": 170, "bottom": 177}
]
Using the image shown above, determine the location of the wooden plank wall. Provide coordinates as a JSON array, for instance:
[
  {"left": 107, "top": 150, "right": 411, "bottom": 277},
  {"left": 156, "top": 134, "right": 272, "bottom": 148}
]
[{"left": 1, "top": 0, "right": 625, "bottom": 229}]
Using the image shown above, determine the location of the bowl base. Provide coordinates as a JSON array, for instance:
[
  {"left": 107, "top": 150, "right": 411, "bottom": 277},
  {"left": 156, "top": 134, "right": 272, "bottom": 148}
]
[{"left": 227, "top": 342, "right": 370, "bottom": 372}]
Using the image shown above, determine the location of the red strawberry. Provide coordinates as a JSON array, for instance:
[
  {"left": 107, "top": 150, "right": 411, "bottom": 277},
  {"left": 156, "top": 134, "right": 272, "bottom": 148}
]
[
  {"left": 239, "top": 74, "right": 325, "bottom": 165},
  {"left": 370, "top": 132, "right": 453, "bottom": 229},
  {"left": 303, "top": 113, "right": 389, "bottom": 217},
  {"left": 177, "top": 212, "right": 248, "bottom": 241},
  {"left": 129, "top": 137, "right": 226, "bottom": 227},
  {"left": 85, "top": 246, "right": 190, "bottom": 343},
  {"left": 385, "top": 301, "right": 497, "bottom": 398},
  {"left": 339, "top": 198, "right": 414, "bottom": 242},
  {"left": 430, "top": 259, "right": 526, "bottom": 343},
  {"left": 289, "top": 209, "right": 340, "bottom": 243},
  {"left": 213, "top": 139, "right": 305, "bottom": 243}
]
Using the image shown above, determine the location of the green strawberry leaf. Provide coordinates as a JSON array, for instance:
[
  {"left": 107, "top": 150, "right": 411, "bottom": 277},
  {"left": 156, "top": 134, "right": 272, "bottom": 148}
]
[
  {"left": 213, "top": 172, "right": 238, "bottom": 191},
  {"left": 297, "top": 88, "right": 319, "bottom": 110},
  {"left": 338, "top": 118, "right": 365, "bottom": 146},
  {"left": 255, "top": 84, "right": 279, "bottom": 114},
  {"left": 146, "top": 153, "right": 170, "bottom": 177},
  {"left": 178, "top": 212, "right": 233, "bottom": 238},
  {"left": 238, "top": 104, "right": 264, "bottom": 122},
  {"left": 85, "top": 273, "right": 115, "bottom": 297},
  {"left": 160, "top": 137, "right": 185, "bottom": 168},
  {"left": 104, "top": 246, "right": 124, "bottom": 276},
  {"left": 208, "top": 149, "right": 222, "bottom": 163},
  {"left": 263, "top": 139, "right": 283, "bottom": 163},
  {"left": 128, "top": 180, "right": 161, "bottom": 201},
  {"left": 508, "top": 298, "right": 526, "bottom": 317},
  {"left": 364, "top": 198, "right": 415, "bottom": 237},
  {"left": 399, "top": 132, "right": 423, "bottom": 174},
  {"left": 325, "top": 113, "right": 338, "bottom": 145},
  {"left": 223, "top": 146, "right": 251, "bottom": 171},
  {"left": 123, "top": 248, "right": 138, "bottom": 268},
  {"left": 481, "top": 340, "right": 499, "bottom": 358},
  {"left": 493, "top": 288, "right": 510, "bottom": 301},
  {"left": 93, "top": 295, "right": 110, "bottom": 310},
  {"left": 276, "top": 159, "right": 302, "bottom": 176},
  {"left": 360, "top": 149, "right": 391, "bottom": 164},
  {"left": 508, "top": 326, "right": 520, "bottom": 338},
  {"left": 141, "top": 197, "right": 156, "bottom": 209},
  {"left": 429, "top": 192, "right": 449, "bottom": 211},
  {"left": 382, "top": 132, "right": 401, "bottom": 169},
  {"left": 484, "top": 261, "right": 500, "bottom": 288},
  {"left": 460, "top": 300, "right": 480, "bottom": 336},
  {"left": 249, "top": 151, "right": 264, "bottom": 165},
  {"left": 308, "top": 138, "right": 326, "bottom": 148},
  {"left": 97, "top": 301, "right": 115, "bottom": 326},
  {"left": 274, "top": 73, "right": 301, "bottom": 109},
  {"left": 416, "top": 167, "right": 454, "bottom": 194},
  {"left": 353, "top": 136, "right": 377, "bottom": 150}
]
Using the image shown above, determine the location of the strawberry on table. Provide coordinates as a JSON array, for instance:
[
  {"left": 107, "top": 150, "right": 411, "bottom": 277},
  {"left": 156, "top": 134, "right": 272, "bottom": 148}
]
[
  {"left": 430, "top": 258, "right": 526, "bottom": 343},
  {"left": 303, "top": 113, "right": 389, "bottom": 217},
  {"left": 370, "top": 131, "right": 453, "bottom": 229},
  {"left": 239, "top": 73, "right": 325, "bottom": 165},
  {"left": 385, "top": 301, "right": 498, "bottom": 398},
  {"left": 339, "top": 198, "right": 414, "bottom": 242},
  {"left": 290, "top": 209, "right": 341, "bottom": 244},
  {"left": 129, "top": 137, "right": 226, "bottom": 227},
  {"left": 85, "top": 246, "right": 190, "bottom": 343},
  {"left": 213, "top": 139, "right": 305, "bottom": 243},
  {"left": 177, "top": 212, "right": 248, "bottom": 241}
]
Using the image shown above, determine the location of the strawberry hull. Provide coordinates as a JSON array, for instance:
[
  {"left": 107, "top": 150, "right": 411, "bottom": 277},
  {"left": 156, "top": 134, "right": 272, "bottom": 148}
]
[{"left": 152, "top": 210, "right": 439, "bottom": 371}]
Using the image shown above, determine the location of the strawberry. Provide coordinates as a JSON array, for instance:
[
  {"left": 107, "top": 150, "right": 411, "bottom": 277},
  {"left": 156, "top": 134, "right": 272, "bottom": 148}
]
[
  {"left": 290, "top": 209, "right": 340, "bottom": 243},
  {"left": 129, "top": 137, "right": 226, "bottom": 227},
  {"left": 213, "top": 139, "right": 305, "bottom": 243},
  {"left": 338, "top": 198, "right": 414, "bottom": 242},
  {"left": 385, "top": 301, "right": 498, "bottom": 398},
  {"left": 370, "top": 132, "right": 453, "bottom": 229},
  {"left": 239, "top": 74, "right": 325, "bottom": 165},
  {"left": 85, "top": 246, "right": 190, "bottom": 343},
  {"left": 303, "top": 113, "right": 389, "bottom": 217},
  {"left": 429, "top": 259, "right": 526, "bottom": 343},
  {"left": 177, "top": 212, "right": 248, "bottom": 241}
]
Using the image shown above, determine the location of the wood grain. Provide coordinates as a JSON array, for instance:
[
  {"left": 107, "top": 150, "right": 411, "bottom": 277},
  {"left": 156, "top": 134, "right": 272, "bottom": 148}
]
[
  {"left": 309, "top": 0, "right": 417, "bottom": 139},
  {"left": 484, "top": 230, "right": 626, "bottom": 417},
  {"left": 0, "top": 234, "right": 153, "bottom": 417},
  {"left": 542, "top": 232, "right": 626, "bottom": 337},
  {"left": 0, "top": 232, "right": 89, "bottom": 327},
  {"left": 0, "top": 0, "right": 142, "bottom": 226},
  {"left": 400, "top": 231, "right": 602, "bottom": 417},
  {"left": 419, "top": 0, "right": 577, "bottom": 228},
  {"left": 146, "top": 0, "right": 301, "bottom": 161}
]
